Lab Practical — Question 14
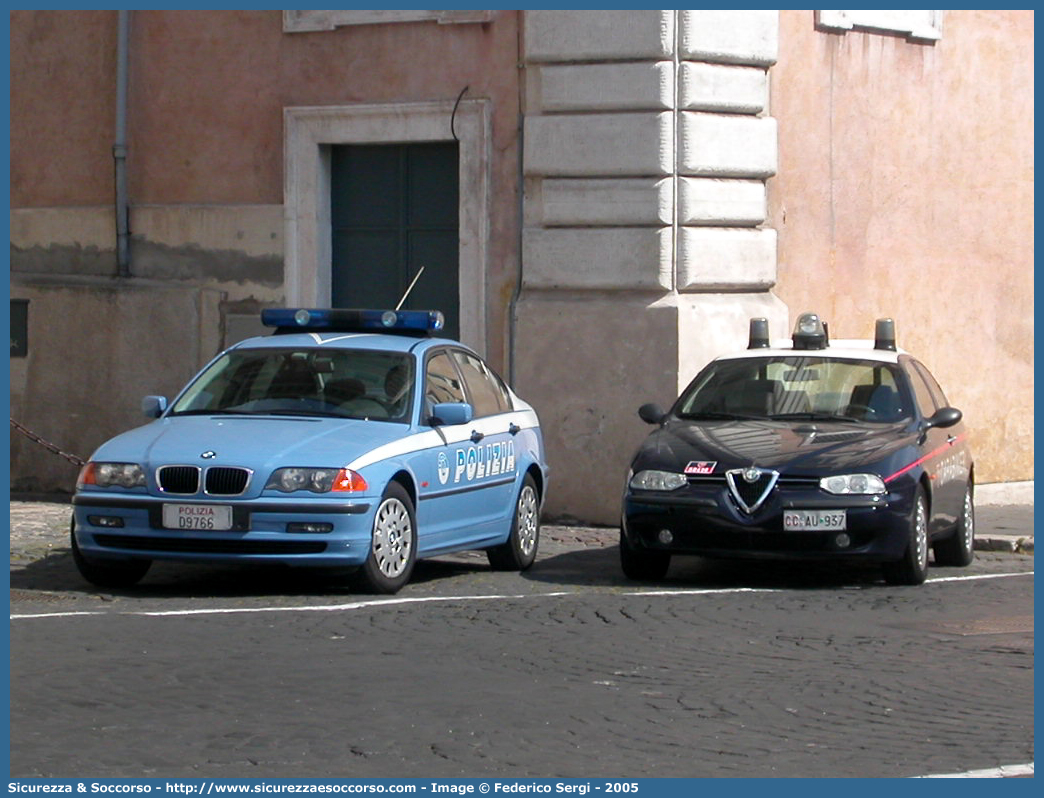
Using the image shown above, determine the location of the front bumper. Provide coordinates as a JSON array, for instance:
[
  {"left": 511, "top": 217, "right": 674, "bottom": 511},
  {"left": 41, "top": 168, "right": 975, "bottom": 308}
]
[
  {"left": 623, "top": 482, "right": 915, "bottom": 563},
  {"left": 72, "top": 492, "right": 375, "bottom": 567}
]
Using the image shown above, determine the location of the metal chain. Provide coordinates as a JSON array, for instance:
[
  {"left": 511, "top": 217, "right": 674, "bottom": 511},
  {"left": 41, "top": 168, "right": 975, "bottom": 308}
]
[{"left": 9, "top": 418, "right": 86, "bottom": 467}]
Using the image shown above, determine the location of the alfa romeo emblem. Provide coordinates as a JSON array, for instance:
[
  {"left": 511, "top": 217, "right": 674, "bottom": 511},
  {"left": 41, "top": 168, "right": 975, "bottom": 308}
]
[{"left": 725, "top": 466, "right": 780, "bottom": 514}]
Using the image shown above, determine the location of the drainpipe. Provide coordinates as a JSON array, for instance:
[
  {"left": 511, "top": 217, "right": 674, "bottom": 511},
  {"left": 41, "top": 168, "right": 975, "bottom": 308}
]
[
  {"left": 114, "top": 9, "right": 131, "bottom": 277},
  {"left": 508, "top": 15, "right": 525, "bottom": 386},
  {"left": 508, "top": 111, "right": 524, "bottom": 386}
]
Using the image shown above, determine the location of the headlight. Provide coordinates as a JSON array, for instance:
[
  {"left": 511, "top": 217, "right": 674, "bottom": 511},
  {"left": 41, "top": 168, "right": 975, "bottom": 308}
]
[
  {"left": 629, "top": 470, "right": 687, "bottom": 491},
  {"left": 820, "top": 474, "right": 886, "bottom": 495},
  {"left": 265, "top": 467, "right": 368, "bottom": 494},
  {"left": 77, "top": 462, "right": 146, "bottom": 490}
]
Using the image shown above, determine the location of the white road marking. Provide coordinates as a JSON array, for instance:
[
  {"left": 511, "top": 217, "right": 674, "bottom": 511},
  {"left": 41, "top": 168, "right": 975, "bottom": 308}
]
[
  {"left": 914, "top": 762, "right": 1034, "bottom": 778},
  {"left": 10, "top": 570, "right": 1033, "bottom": 621}
]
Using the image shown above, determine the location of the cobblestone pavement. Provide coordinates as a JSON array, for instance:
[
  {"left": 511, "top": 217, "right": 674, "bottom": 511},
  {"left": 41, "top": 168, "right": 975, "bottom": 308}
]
[
  {"left": 10, "top": 500, "right": 1034, "bottom": 778},
  {"left": 11, "top": 546, "right": 1035, "bottom": 778}
]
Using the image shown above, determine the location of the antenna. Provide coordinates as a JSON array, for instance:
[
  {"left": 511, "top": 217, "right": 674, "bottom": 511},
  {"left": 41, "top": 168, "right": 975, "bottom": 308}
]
[{"left": 395, "top": 266, "right": 426, "bottom": 311}]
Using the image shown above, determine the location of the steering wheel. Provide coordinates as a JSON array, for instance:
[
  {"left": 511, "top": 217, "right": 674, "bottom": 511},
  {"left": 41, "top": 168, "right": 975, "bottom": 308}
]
[{"left": 845, "top": 403, "right": 877, "bottom": 419}]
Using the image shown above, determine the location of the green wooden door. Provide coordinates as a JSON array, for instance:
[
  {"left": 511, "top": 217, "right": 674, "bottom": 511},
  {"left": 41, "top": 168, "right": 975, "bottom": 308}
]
[{"left": 331, "top": 143, "right": 460, "bottom": 339}]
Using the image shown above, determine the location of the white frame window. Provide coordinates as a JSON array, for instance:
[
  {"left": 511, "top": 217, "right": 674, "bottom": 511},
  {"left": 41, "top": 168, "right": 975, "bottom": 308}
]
[{"left": 816, "top": 10, "right": 943, "bottom": 42}]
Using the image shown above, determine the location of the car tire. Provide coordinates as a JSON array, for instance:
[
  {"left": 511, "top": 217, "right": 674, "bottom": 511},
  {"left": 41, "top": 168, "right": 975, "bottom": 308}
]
[
  {"left": 487, "top": 474, "right": 540, "bottom": 572},
  {"left": 356, "top": 482, "right": 417, "bottom": 594},
  {"left": 933, "top": 483, "right": 975, "bottom": 567},
  {"left": 619, "top": 524, "right": 671, "bottom": 582},
  {"left": 882, "top": 487, "right": 929, "bottom": 586},
  {"left": 70, "top": 518, "right": 151, "bottom": 588}
]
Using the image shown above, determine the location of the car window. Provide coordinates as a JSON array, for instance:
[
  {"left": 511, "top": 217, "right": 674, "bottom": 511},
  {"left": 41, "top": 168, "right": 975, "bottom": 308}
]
[
  {"left": 675, "top": 356, "right": 912, "bottom": 422},
  {"left": 904, "top": 362, "right": 940, "bottom": 417},
  {"left": 425, "top": 351, "right": 467, "bottom": 406},
  {"left": 911, "top": 360, "right": 950, "bottom": 408},
  {"left": 451, "top": 350, "right": 512, "bottom": 418},
  {"left": 170, "top": 348, "right": 414, "bottom": 422}
]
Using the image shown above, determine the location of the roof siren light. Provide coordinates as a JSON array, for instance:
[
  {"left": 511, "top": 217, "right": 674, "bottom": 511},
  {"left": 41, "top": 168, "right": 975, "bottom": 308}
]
[
  {"left": 792, "top": 312, "right": 828, "bottom": 350},
  {"left": 748, "top": 317, "right": 771, "bottom": 349},
  {"left": 261, "top": 308, "right": 446, "bottom": 335},
  {"left": 875, "top": 318, "right": 897, "bottom": 351}
]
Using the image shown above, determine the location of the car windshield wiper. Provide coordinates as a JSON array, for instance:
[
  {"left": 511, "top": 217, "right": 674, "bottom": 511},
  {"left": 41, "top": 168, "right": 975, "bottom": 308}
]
[
  {"left": 676, "top": 411, "right": 764, "bottom": 421},
  {"left": 168, "top": 408, "right": 262, "bottom": 417},
  {"left": 769, "top": 412, "right": 861, "bottom": 423},
  {"left": 265, "top": 409, "right": 347, "bottom": 419}
]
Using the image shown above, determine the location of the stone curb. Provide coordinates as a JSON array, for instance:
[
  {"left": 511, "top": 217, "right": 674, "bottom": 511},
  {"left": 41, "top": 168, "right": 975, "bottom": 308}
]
[{"left": 975, "top": 535, "right": 1034, "bottom": 554}]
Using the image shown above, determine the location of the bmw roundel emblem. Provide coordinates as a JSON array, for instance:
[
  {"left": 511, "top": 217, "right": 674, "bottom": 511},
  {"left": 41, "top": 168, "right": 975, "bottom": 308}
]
[{"left": 201, "top": 450, "right": 217, "bottom": 460}]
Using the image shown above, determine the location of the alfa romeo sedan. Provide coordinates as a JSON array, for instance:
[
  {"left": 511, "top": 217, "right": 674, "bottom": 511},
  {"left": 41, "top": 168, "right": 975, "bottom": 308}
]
[
  {"left": 72, "top": 308, "right": 548, "bottom": 594},
  {"left": 621, "top": 313, "right": 974, "bottom": 586}
]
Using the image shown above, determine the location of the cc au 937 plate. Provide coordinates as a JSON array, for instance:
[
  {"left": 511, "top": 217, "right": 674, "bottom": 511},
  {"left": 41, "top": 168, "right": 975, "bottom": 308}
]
[
  {"left": 783, "top": 509, "right": 846, "bottom": 531},
  {"left": 162, "top": 503, "right": 233, "bottom": 531}
]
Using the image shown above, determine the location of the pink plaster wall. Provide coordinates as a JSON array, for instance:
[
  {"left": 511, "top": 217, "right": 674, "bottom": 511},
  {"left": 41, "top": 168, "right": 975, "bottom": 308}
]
[
  {"left": 769, "top": 10, "right": 1034, "bottom": 484},
  {"left": 10, "top": 10, "right": 117, "bottom": 206},
  {"left": 10, "top": 9, "right": 523, "bottom": 368}
]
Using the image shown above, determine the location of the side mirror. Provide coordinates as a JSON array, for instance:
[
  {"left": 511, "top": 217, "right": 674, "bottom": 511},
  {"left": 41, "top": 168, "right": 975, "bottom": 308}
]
[
  {"left": 142, "top": 395, "right": 168, "bottom": 419},
  {"left": 926, "top": 406, "right": 962, "bottom": 430},
  {"left": 638, "top": 403, "right": 667, "bottom": 425},
  {"left": 431, "top": 402, "right": 474, "bottom": 426}
]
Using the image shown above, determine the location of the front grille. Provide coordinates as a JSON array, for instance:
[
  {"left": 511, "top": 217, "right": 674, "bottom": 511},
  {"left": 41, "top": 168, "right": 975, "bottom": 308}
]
[
  {"left": 157, "top": 466, "right": 200, "bottom": 494},
  {"left": 725, "top": 468, "right": 780, "bottom": 513},
  {"left": 689, "top": 474, "right": 820, "bottom": 490},
  {"left": 731, "top": 476, "right": 774, "bottom": 507},
  {"left": 205, "top": 467, "right": 251, "bottom": 496},
  {"left": 779, "top": 476, "right": 820, "bottom": 489},
  {"left": 94, "top": 535, "right": 326, "bottom": 555}
]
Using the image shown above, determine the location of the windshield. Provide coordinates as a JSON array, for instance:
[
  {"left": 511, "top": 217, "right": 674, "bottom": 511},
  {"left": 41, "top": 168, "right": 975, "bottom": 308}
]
[
  {"left": 674, "top": 356, "right": 912, "bottom": 423},
  {"left": 170, "top": 348, "right": 415, "bottom": 422}
]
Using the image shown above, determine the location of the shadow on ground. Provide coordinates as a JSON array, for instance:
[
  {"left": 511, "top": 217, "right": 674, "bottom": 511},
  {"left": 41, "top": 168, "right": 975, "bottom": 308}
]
[{"left": 10, "top": 538, "right": 954, "bottom": 602}]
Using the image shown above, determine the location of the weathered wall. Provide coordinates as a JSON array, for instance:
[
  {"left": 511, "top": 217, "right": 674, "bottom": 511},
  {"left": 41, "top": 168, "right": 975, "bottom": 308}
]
[
  {"left": 769, "top": 10, "right": 1034, "bottom": 486},
  {"left": 10, "top": 9, "right": 1033, "bottom": 508},
  {"left": 9, "top": 284, "right": 225, "bottom": 494},
  {"left": 10, "top": 10, "right": 523, "bottom": 494}
]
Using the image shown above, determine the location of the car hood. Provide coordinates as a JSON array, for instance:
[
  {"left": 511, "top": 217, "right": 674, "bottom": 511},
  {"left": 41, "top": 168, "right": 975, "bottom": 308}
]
[
  {"left": 633, "top": 418, "right": 915, "bottom": 476},
  {"left": 91, "top": 415, "right": 410, "bottom": 472}
]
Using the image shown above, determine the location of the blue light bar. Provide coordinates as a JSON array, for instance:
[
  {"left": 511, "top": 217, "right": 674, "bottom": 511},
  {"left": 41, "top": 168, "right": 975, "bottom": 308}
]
[{"left": 261, "top": 308, "right": 446, "bottom": 335}]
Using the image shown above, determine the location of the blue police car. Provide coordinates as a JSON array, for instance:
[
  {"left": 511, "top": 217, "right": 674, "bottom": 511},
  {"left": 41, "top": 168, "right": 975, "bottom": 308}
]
[
  {"left": 72, "top": 308, "right": 549, "bottom": 594},
  {"left": 622, "top": 314, "right": 975, "bottom": 586}
]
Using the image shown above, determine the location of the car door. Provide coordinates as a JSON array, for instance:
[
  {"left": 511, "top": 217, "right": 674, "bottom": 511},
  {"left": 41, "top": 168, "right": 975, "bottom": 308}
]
[
  {"left": 911, "top": 359, "right": 970, "bottom": 525},
  {"left": 448, "top": 348, "right": 519, "bottom": 531},
  {"left": 903, "top": 358, "right": 968, "bottom": 534},
  {"left": 406, "top": 348, "right": 517, "bottom": 553}
]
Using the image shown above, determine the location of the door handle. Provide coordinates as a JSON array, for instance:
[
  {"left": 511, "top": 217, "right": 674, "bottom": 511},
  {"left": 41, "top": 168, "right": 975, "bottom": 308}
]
[
  {"left": 470, "top": 430, "right": 485, "bottom": 443},
  {"left": 947, "top": 435, "right": 958, "bottom": 445}
]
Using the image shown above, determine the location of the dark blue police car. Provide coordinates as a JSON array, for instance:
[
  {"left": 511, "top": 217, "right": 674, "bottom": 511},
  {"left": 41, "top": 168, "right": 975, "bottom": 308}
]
[
  {"left": 621, "top": 314, "right": 974, "bottom": 586},
  {"left": 72, "top": 308, "right": 548, "bottom": 594}
]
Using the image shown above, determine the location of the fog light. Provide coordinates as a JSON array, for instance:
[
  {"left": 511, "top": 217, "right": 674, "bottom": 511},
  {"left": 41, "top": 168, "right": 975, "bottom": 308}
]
[
  {"left": 87, "top": 515, "right": 124, "bottom": 528},
  {"left": 835, "top": 533, "right": 851, "bottom": 549},
  {"left": 658, "top": 529, "right": 674, "bottom": 545},
  {"left": 287, "top": 522, "right": 334, "bottom": 534}
]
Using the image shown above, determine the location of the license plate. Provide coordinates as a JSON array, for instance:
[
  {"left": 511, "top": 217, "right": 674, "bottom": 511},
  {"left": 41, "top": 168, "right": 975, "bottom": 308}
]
[
  {"left": 783, "top": 509, "right": 847, "bottom": 531},
  {"left": 162, "top": 503, "right": 233, "bottom": 531}
]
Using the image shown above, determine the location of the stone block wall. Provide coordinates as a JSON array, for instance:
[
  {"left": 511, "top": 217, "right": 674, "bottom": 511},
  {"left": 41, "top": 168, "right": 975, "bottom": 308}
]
[{"left": 516, "top": 10, "right": 788, "bottom": 523}]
